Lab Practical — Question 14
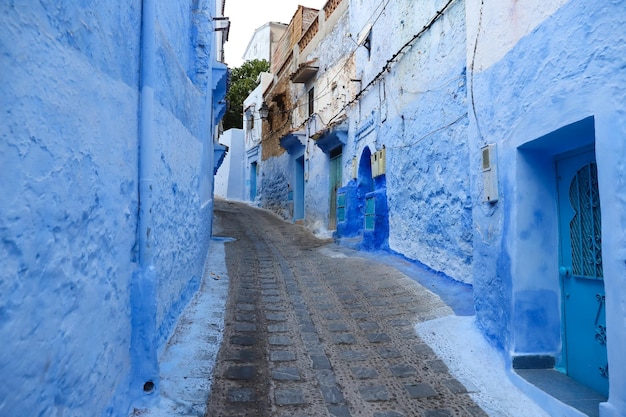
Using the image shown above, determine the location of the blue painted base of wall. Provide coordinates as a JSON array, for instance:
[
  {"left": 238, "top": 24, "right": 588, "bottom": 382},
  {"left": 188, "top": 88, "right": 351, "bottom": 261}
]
[
  {"left": 157, "top": 274, "right": 201, "bottom": 350},
  {"left": 130, "top": 266, "right": 160, "bottom": 401},
  {"left": 336, "top": 175, "right": 389, "bottom": 251},
  {"left": 384, "top": 248, "right": 476, "bottom": 317},
  {"left": 331, "top": 173, "right": 477, "bottom": 316},
  {"left": 332, "top": 246, "right": 476, "bottom": 317}
]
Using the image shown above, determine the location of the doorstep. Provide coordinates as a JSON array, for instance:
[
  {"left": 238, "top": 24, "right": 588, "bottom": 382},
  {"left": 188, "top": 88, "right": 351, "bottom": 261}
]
[{"left": 512, "top": 368, "right": 607, "bottom": 417}]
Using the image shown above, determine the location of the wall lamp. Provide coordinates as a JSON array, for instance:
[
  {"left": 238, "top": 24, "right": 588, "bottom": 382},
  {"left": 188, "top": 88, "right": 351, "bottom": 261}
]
[{"left": 258, "top": 102, "right": 270, "bottom": 120}]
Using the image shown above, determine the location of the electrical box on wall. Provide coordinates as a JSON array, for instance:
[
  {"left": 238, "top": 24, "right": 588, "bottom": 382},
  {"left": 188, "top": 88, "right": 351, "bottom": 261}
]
[
  {"left": 379, "top": 147, "right": 386, "bottom": 175},
  {"left": 352, "top": 157, "right": 357, "bottom": 179},
  {"left": 481, "top": 144, "right": 499, "bottom": 203}
]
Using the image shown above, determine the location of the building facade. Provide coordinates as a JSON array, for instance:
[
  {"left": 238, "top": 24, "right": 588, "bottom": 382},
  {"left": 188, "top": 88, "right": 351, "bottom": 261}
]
[
  {"left": 257, "top": 1, "right": 356, "bottom": 234},
  {"left": 242, "top": 0, "right": 626, "bottom": 415},
  {"left": 240, "top": 22, "right": 288, "bottom": 207},
  {"left": 0, "top": 1, "right": 228, "bottom": 415}
]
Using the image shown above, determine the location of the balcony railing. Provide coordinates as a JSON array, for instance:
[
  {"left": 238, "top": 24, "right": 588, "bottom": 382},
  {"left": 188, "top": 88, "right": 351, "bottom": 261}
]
[
  {"left": 323, "top": 0, "right": 343, "bottom": 19},
  {"left": 298, "top": 16, "right": 319, "bottom": 51}
]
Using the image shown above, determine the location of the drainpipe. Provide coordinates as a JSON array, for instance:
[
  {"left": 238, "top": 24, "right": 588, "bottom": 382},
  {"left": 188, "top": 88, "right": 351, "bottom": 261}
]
[{"left": 130, "top": 0, "right": 159, "bottom": 400}]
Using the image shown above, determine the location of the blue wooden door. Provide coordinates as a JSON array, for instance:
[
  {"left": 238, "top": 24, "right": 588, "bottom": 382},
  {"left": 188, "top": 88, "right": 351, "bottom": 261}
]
[
  {"left": 294, "top": 156, "right": 305, "bottom": 221},
  {"left": 250, "top": 162, "right": 258, "bottom": 201},
  {"left": 329, "top": 150, "right": 342, "bottom": 230},
  {"left": 557, "top": 149, "right": 608, "bottom": 395},
  {"left": 250, "top": 162, "right": 257, "bottom": 201}
]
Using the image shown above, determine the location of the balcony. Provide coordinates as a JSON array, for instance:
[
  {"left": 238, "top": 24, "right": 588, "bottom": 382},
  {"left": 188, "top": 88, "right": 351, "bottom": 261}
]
[{"left": 290, "top": 60, "right": 319, "bottom": 83}]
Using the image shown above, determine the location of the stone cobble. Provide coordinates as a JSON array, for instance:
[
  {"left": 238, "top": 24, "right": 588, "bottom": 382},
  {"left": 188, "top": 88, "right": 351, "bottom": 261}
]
[{"left": 206, "top": 200, "right": 488, "bottom": 417}]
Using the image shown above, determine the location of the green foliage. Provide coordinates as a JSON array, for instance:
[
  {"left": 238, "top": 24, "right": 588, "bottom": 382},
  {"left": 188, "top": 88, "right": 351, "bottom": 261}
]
[{"left": 223, "top": 59, "right": 270, "bottom": 130}]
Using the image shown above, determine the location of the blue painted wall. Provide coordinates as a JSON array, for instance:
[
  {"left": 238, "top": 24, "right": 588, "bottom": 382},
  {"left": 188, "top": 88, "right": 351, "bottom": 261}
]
[
  {"left": 469, "top": 0, "right": 626, "bottom": 413},
  {"left": 0, "top": 1, "right": 223, "bottom": 415},
  {"left": 336, "top": 0, "right": 472, "bottom": 282}
]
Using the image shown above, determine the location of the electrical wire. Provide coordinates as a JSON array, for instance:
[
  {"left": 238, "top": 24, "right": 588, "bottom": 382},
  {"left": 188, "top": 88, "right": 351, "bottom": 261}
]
[
  {"left": 388, "top": 112, "right": 468, "bottom": 150},
  {"left": 326, "top": 0, "right": 458, "bottom": 126},
  {"left": 246, "top": 0, "right": 460, "bottom": 139},
  {"left": 259, "top": 0, "right": 393, "bottom": 122},
  {"left": 309, "top": 0, "right": 392, "bottom": 100},
  {"left": 469, "top": 0, "right": 485, "bottom": 141}
]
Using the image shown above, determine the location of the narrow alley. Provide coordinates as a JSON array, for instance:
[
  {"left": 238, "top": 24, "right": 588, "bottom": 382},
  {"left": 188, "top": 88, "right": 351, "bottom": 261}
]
[
  {"left": 4, "top": 2, "right": 626, "bottom": 416},
  {"left": 206, "top": 199, "right": 486, "bottom": 417}
]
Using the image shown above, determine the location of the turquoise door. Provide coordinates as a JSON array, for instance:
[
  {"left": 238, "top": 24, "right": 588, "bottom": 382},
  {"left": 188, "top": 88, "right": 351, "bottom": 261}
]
[
  {"left": 557, "top": 149, "right": 608, "bottom": 395},
  {"left": 250, "top": 162, "right": 257, "bottom": 201},
  {"left": 294, "top": 156, "right": 305, "bottom": 221},
  {"left": 329, "top": 149, "right": 342, "bottom": 230}
]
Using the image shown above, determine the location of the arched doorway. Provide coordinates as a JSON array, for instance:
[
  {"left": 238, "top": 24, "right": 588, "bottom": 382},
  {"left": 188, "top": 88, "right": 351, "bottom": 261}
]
[
  {"left": 357, "top": 146, "right": 374, "bottom": 226},
  {"left": 335, "top": 146, "right": 388, "bottom": 250}
]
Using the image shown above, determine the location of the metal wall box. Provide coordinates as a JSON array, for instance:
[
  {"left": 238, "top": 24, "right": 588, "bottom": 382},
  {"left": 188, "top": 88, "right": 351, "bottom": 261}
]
[{"left": 481, "top": 144, "right": 499, "bottom": 203}]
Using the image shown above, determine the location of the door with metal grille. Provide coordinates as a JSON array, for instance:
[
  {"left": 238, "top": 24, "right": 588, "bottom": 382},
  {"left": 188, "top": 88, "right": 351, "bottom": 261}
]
[{"left": 557, "top": 149, "right": 608, "bottom": 395}]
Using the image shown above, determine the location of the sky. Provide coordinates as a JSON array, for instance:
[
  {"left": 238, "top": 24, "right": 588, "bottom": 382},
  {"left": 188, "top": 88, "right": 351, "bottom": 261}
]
[{"left": 223, "top": 0, "right": 327, "bottom": 68}]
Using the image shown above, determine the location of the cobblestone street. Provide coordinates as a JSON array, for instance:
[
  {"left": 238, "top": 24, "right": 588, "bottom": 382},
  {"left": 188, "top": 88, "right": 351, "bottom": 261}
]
[{"left": 206, "top": 200, "right": 488, "bottom": 417}]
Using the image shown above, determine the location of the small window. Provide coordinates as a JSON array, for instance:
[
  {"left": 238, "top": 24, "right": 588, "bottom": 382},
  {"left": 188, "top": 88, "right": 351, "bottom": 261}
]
[
  {"left": 357, "top": 23, "right": 373, "bottom": 60},
  {"left": 308, "top": 87, "right": 315, "bottom": 116},
  {"left": 363, "top": 30, "right": 372, "bottom": 59}
]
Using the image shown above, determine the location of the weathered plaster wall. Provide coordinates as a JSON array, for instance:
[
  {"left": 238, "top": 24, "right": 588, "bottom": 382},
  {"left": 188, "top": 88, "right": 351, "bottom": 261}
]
[
  {"left": 259, "top": 154, "right": 292, "bottom": 219},
  {"left": 157, "top": 1, "right": 193, "bottom": 78},
  {"left": 244, "top": 85, "right": 263, "bottom": 149},
  {"left": 295, "top": 5, "right": 353, "bottom": 128},
  {"left": 133, "top": 0, "right": 222, "bottom": 399},
  {"left": 303, "top": 142, "right": 332, "bottom": 234},
  {"left": 466, "top": 0, "right": 569, "bottom": 72},
  {"left": 0, "top": 1, "right": 220, "bottom": 415},
  {"left": 0, "top": 3, "right": 141, "bottom": 416},
  {"left": 468, "top": 0, "right": 626, "bottom": 414},
  {"left": 345, "top": 0, "right": 472, "bottom": 282}
]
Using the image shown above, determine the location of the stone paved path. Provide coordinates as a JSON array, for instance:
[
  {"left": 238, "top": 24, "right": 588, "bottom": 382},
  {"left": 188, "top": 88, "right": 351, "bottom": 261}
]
[{"left": 206, "top": 200, "right": 488, "bottom": 417}]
